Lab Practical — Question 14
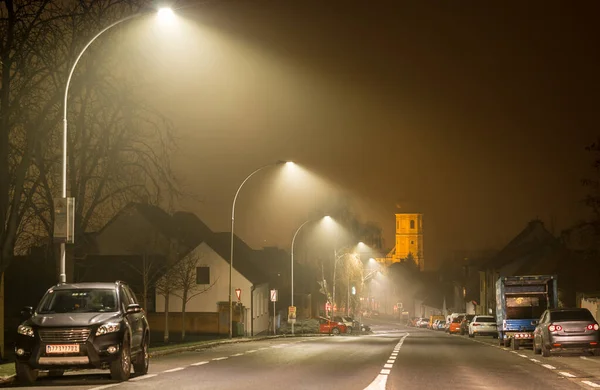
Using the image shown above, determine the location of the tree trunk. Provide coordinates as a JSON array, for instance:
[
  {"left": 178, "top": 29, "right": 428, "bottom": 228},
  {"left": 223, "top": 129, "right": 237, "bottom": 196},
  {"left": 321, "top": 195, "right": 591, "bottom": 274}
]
[
  {"left": 163, "top": 291, "right": 169, "bottom": 344},
  {"left": 181, "top": 291, "right": 187, "bottom": 341}
]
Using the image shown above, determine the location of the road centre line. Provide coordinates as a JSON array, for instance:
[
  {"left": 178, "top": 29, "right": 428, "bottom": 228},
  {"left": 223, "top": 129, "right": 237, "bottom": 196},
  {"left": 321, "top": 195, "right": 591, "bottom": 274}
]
[
  {"left": 191, "top": 361, "right": 209, "bottom": 366},
  {"left": 163, "top": 367, "right": 185, "bottom": 373},
  {"left": 542, "top": 364, "right": 556, "bottom": 370},
  {"left": 364, "top": 333, "right": 409, "bottom": 390},
  {"left": 518, "top": 354, "right": 527, "bottom": 358},
  {"left": 582, "top": 380, "right": 600, "bottom": 388},
  {"left": 212, "top": 357, "right": 228, "bottom": 361},
  {"left": 246, "top": 350, "right": 257, "bottom": 353},
  {"left": 231, "top": 353, "right": 244, "bottom": 357},
  {"left": 530, "top": 359, "right": 540, "bottom": 363},
  {"left": 130, "top": 374, "right": 158, "bottom": 381}
]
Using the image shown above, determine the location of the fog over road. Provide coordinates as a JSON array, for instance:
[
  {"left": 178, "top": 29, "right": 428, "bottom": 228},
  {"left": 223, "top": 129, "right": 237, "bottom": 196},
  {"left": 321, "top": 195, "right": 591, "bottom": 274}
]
[{"left": 7, "top": 317, "right": 600, "bottom": 390}]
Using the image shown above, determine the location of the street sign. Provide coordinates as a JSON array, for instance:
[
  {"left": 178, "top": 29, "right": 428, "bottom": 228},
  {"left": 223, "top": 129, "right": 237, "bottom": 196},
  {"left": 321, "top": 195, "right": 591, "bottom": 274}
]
[
  {"left": 288, "top": 306, "right": 296, "bottom": 324},
  {"left": 235, "top": 288, "right": 241, "bottom": 302},
  {"left": 270, "top": 289, "right": 278, "bottom": 302},
  {"left": 53, "top": 197, "right": 75, "bottom": 243}
]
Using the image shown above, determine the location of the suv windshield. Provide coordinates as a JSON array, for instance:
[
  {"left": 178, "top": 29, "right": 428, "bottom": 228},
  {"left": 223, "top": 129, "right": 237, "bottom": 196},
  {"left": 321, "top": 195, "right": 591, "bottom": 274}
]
[{"left": 38, "top": 289, "right": 118, "bottom": 314}]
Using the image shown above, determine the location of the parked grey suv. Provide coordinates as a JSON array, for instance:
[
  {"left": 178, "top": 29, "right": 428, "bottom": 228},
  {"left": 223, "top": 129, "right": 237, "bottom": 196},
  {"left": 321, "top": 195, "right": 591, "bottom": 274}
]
[{"left": 15, "top": 281, "right": 150, "bottom": 384}]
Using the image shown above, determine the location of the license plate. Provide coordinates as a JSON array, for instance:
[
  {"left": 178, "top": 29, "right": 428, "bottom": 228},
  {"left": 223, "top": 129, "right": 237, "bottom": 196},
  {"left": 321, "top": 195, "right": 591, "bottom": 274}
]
[{"left": 46, "top": 344, "right": 80, "bottom": 354}]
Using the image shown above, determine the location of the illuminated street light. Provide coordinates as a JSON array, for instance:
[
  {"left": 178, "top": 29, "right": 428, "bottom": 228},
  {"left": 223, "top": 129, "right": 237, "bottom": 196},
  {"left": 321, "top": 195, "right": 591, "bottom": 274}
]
[
  {"left": 290, "top": 215, "right": 330, "bottom": 335},
  {"left": 157, "top": 7, "right": 175, "bottom": 23},
  {"left": 228, "top": 160, "right": 289, "bottom": 338},
  {"left": 59, "top": 7, "right": 174, "bottom": 284}
]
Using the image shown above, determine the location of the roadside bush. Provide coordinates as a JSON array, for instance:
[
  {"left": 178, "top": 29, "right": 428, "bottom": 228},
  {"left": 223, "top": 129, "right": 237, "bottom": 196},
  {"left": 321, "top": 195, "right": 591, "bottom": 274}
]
[{"left": 278, "top": 318, "right": 319, "bottom": 335}]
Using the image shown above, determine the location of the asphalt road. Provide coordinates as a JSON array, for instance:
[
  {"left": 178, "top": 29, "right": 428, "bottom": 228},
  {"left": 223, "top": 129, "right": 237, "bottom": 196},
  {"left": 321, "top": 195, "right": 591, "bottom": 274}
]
[{"left": 6, "top": 317, "right": 600, "bottom": 389}]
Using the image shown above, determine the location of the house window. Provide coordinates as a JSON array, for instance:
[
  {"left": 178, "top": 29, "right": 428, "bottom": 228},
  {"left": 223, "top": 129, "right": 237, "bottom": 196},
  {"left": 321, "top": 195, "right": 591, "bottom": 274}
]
[
  {"left": 410, "top": 240, "right": 414, "bottom": 245},
  {"left": 396, "top": 221, "right": 399, "bottom": 230},
  {"left": 196, "top": 267, "right": 210, "bottom": 284},
  {"left": 410, "top": 220, "right": 415, "bottom": 229}
]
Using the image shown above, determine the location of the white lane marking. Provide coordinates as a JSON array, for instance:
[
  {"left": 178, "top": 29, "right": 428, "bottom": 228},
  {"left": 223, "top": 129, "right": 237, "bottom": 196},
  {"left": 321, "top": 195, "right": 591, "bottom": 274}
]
[
  {"left": 259, "top": 347, "right": 269, "bottom": 350},
  {"left": 559, "top": 372, "right": 576, "bottom": 378},
  {"left": 364, "top": 333, "right": 409, "bottom": 390},
  {"left": 518, "top": 354, "right": 527, "bottom": 358},
  {"left": 212, "top": 357, "right": 228, "bottom": 361},
  {"left": 246, "top": 350, "right": 257, "bottom": 353},
  {"left": 163, "top": 367, "right": 185, "bottom": 373},
  {"left": 510, "top": 351, "right": 517, "bottom": 354},
  {"left": 191, "top": 361, "right": 209, "bottom": 366},
  {"left": 582, "top": 356, "right": 600, "bottom": 365},
  {"left": 542, "top": 364, "right": 556, "bottom": 370},
  {"left": 582, "top": 380, "right": 600, "bottom": 388},
  {"left": 231, "top": 353, "right": 244, "bottom": 357},
  {"left": 530, "top": 359, "right": 540, "bottom": 363},
  {"left": 130, "top": 374, "right": 158, "bottom": 381},
  {"left": 88, "top": 385, "right": 120, "bottom": 390}
]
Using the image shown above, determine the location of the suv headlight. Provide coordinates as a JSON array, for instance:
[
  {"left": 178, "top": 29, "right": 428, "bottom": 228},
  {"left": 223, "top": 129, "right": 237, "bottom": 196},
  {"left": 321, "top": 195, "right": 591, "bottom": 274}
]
[
  {"left": 96, "top": 322, "right": 121, "bottom": 336},
  {"left": 18, "top": 325, "right": 34, "bottom": 337}
]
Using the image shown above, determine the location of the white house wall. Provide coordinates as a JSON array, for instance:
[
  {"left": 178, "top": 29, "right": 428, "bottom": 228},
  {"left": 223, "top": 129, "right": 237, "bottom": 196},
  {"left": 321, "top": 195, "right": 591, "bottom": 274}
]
[
  {"left": 156, "top": 243, "right": 252, "bottom": 312},
  {"left": 155, "top": 242, "right": 270, "bottom": 335}
]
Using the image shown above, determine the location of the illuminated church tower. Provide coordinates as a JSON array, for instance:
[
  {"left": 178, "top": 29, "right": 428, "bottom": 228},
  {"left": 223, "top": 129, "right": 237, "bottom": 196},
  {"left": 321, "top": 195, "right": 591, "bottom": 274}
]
[{"left": 381, "top": 213, "right": 424, "bottom": 270}]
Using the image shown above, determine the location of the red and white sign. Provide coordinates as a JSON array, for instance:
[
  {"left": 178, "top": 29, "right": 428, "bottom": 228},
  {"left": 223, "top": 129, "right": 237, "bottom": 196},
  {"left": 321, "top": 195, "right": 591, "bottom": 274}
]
[
  {"left": 270, "top": 289, "right": 278, "bottom": 302},
  {"left": 235, "top": 288, "right": 241, "bottom": 301}
]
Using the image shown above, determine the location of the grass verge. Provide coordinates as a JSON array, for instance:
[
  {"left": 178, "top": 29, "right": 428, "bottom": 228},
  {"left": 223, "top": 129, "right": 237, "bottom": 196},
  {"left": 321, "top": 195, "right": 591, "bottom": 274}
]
[{"left": 0, "top": 362, "right": 15, "bottom": 378}]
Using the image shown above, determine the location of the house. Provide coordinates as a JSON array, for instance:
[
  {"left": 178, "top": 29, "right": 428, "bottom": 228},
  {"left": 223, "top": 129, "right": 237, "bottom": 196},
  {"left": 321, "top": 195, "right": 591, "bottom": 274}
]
[
  {"left": 76, "top": 202, "right": 279, "bottom": 336},
  {"left": 478, "top": 220, "right": 568, "bottom": 314},
  {"left": 153, "top": 240, "right": 270, "bottom": 336}
]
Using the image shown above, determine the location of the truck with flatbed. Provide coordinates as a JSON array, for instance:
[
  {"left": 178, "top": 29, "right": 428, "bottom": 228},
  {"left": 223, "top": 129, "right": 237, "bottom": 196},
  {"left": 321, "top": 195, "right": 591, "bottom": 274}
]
[{"left": 496, "top": 275, "right": 558, "bottom": 350}]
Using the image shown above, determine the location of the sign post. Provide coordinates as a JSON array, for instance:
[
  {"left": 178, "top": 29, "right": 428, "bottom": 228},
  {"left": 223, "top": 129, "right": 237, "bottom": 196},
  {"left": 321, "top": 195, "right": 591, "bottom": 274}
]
[{"left": 270, "top": 289, "right": 278, "bottom": 335}]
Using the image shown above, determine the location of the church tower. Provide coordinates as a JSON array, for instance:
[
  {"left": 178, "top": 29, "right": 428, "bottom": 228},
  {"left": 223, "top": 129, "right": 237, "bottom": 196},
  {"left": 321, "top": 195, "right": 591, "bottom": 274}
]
[{"left": 393, "top": 213, "right": 424, "bottom": 270}]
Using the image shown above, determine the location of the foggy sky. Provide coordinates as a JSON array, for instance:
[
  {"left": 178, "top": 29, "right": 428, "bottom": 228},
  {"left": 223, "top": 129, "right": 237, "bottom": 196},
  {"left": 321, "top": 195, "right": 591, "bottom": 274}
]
[{"left": 138, "top": 0, "right": 599, "bottom": 268}]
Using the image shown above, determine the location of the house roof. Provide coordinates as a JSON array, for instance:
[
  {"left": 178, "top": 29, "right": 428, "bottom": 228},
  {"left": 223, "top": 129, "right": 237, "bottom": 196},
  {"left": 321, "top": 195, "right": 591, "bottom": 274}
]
[
  {"left": 205, "top": 232, "right": 267, "bottom": 285},
  {"left": 484, "top": 220, "right": 558, "bottom": 272}
]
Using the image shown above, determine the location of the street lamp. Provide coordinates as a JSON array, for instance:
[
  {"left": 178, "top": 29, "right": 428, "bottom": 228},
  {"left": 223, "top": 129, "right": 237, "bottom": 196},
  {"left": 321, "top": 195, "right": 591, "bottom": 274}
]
[
  {"left": 289, "top": 215, "right": 329, "bottom": 335},
  {"left": 59, "top": 8, "right": 174, "bottom": 283},
  {"left": 228, "top": 160, "right": 291, "bottom": 338}
]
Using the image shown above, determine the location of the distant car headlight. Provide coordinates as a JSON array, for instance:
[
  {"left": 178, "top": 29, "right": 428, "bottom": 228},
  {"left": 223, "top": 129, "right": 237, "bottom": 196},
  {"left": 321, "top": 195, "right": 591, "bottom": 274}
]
[
  {"left": 96, "top": 322, "right": 121, "bottom": 336},
  {"left": 18, "top": 325, "right": 34, "bottom": 337}
]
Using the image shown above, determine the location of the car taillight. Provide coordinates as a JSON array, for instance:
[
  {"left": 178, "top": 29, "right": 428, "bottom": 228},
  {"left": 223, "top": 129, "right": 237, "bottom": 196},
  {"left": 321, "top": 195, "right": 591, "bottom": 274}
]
[
  {"left": 586, "top": 324, "right": 599, "bottom": 331},
  {"left": 472, "top": 323, "right": 480, "bottom": 327},
  {"left": 548, "top": 324, "right": 563, "bottom": 332}
]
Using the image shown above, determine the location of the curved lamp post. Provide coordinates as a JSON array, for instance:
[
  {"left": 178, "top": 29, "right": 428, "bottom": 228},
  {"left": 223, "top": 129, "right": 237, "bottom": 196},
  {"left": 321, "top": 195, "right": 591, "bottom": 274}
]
[
  {"left": 59, "top": 8, "right": 173, "bottom": 283},
  {"left": 289, "top": 215, "right": 329, "bottom": 335},
  {"left": 228, "top": 160, "right": 290, "bottom": 338}
]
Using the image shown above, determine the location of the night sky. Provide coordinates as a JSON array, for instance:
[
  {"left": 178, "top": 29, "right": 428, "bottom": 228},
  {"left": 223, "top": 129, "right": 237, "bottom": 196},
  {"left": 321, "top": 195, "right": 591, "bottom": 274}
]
[{"left": 138, "top": 0, "right": 600, "bottom": 268}]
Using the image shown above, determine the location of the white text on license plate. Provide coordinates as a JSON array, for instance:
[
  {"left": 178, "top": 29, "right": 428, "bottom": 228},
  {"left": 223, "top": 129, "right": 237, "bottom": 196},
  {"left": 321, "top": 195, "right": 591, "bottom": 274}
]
[{"left": 46, "top": 344, "right": 80, "bottom": 354}]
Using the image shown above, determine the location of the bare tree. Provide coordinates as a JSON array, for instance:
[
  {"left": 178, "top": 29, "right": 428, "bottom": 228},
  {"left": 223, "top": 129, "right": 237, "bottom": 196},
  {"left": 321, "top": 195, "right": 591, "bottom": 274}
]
[
  {"left": 171, "top": 250, "right": 217, "bottom": 341},
  {"left": 154, "top": 263, "right": 176, "bottom": 344}
]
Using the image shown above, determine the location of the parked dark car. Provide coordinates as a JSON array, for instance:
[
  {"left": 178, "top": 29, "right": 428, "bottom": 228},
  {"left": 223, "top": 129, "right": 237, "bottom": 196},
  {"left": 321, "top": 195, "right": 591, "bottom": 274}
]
[
  {"left": 15, "top": 281, "right": 149, "bottom": 385},
  {"left": 533, "top": 308, "right": 600, "bottom": 357},
  {"left": 460, "top": 314, "right": 475, "bottom": 335}
]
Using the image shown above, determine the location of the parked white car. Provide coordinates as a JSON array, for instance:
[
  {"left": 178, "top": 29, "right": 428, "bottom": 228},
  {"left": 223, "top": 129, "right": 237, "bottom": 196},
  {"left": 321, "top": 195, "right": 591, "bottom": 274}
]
[{"left": 468, "top": 315, "right": 498, "bottom": 338}]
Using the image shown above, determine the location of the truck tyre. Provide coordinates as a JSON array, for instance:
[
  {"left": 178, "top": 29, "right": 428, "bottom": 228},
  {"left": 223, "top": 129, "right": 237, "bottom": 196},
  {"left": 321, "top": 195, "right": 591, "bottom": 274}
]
[
  {"left": 15, "top": 361, "right": 38, "bottom": 385},
  {"left": 512, "top": 339, "right": 520, "bottom": 350}
]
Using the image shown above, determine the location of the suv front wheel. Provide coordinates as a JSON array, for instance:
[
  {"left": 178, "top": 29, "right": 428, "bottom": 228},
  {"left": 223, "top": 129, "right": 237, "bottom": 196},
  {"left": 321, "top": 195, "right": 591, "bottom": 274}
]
[
  {"left": 110, "top": 333, "right": 132, "bottom": 381},
  {"left": 133, "top": 335, "right": 149, "bottom": 375},
  {"left": 15, "top": 360, "right": 38, "bottom": 385}
]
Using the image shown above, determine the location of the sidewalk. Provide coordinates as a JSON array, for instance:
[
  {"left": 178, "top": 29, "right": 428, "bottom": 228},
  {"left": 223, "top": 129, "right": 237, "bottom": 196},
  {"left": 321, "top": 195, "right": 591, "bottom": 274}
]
[{"left": 0, "top": 333, "right": 322, "bottom": 385}]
